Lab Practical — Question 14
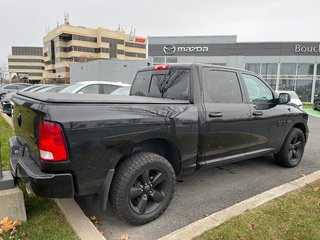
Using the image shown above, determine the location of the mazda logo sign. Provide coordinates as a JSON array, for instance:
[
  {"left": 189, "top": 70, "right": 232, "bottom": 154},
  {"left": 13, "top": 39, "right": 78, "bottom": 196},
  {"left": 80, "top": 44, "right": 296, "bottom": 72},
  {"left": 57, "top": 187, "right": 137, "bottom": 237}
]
[{"left": 163, "top": 45, "right": 176, "bottom": 55}]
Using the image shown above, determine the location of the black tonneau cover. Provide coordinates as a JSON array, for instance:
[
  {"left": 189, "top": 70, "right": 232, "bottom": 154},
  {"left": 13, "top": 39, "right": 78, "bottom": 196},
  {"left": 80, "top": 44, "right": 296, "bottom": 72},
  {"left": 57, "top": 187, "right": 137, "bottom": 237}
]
[{"left": 16, "top": 92, "right": 189, "bottom": 104}]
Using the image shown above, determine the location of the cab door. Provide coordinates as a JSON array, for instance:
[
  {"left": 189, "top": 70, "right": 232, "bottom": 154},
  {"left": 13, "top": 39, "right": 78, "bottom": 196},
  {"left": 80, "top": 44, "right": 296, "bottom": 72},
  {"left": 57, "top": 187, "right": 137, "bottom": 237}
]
[
  {"left": 240, "top": 73, "right": 288, "bottom": 153},
  {"left": 201, "top": 68, "right": 251, "bottom": 164}
]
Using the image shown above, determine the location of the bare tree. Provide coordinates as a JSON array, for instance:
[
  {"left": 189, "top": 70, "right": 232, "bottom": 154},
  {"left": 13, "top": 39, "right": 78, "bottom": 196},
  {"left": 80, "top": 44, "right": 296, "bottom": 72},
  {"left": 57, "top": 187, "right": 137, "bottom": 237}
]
[{"left": 0, "top": 63, "right": 9, "bottom": 84}]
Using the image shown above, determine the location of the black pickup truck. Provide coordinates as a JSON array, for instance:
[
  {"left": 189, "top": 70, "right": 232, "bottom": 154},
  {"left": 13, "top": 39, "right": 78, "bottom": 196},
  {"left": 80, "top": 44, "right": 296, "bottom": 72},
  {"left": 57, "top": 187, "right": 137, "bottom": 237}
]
[{"left": 9, "top": 64, "right": 308, "bottom": 225}]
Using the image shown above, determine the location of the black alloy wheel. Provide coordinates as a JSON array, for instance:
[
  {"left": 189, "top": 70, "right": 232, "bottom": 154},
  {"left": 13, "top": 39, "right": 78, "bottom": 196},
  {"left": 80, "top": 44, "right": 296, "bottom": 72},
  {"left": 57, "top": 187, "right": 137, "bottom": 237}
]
[
  {"left": 129, "top": 168, "right": 168, "bottom": 215},
  {"left": 110, "top": 152, "right": 175, "bottom": 225},
  {"left": 287, "top": 134, "right": 304, "bottom": 166},
  {"left": 275, "top": 128, "right": 305, "bottom": 168}
]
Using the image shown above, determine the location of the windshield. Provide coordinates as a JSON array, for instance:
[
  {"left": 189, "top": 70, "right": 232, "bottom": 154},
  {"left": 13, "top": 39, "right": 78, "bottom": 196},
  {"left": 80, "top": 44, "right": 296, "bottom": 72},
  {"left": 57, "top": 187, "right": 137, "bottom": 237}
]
[{"left": 59, "top": 83, "right": 84, "bottom": 93}]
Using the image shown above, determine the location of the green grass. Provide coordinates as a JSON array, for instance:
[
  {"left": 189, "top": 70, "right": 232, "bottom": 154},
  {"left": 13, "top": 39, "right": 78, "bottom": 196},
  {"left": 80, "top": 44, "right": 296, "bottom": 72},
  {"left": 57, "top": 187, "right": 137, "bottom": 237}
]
[
  {"left": 196, "top": 181, "right": 320, "bottom": 240},
  {"left": 1, "top": 189, "right": 78, "bottom": 240},
  {"left": 304, "top": 108, "right": 320, "bottom": 118},
  {"left": 0, "top": 114, "right": 78, "bottom": 240},
  {"left": 0, "top": 114, "right": 14, "bottom": 170}
]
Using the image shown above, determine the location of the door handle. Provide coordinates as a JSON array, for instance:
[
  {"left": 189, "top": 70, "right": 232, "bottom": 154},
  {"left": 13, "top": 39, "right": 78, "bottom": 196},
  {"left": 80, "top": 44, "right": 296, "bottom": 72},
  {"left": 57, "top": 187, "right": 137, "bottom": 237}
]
[
  {"left": 209, "top": 112, "right": 223, "bottom": 118},
  {"left": 252, "top": 111, "right": 263, "bottom": 116}
]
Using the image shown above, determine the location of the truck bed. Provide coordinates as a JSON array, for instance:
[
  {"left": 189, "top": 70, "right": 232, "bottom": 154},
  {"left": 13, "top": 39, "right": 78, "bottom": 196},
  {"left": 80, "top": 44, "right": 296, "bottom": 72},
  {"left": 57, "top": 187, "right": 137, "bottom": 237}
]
[{"left": 17, "top": 92, "right": 189, "bottom": 104}]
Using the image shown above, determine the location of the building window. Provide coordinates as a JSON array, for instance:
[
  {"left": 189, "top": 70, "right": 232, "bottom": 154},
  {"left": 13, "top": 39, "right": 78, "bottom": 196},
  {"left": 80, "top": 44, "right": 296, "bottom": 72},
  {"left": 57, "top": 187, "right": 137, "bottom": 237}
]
[
  {"left": 153, "top": 57, "right": 165, "bottom": 65},
  {"left": 72, "top": 35, "right": 97, "bottom": 43},
  {"left": 295, "top": 63, "right": 314, "bottom": 102},
  {"left": 124, "top": 52, "right": 146, "bottom": 58},
  {"left": 29, "top": 73, "right": 43, "bottom": 76},
  {"left": 125, "top": 42, "right": 146, "bottom": 49},
  {"left": 8, "top": 65, "right": 44, "bottom": 70},
  {"left": 72, "top": 46, "right": 101, "bottom": 53},
  {"left": 166, "top": 56, "right": 178, "bottom": 63},
  {"left": 101, "top": 37, "right": 124, "bottom": 45},
  {"left": 117, "top": 50, "right": 124, "bottom": 55},
  {"left": 12, "top": 47, "right": 43, "bottom": 56},
  {"left": 278, "top": 63, "right": 314, "bottom": 102},
  {"left": 8, "top": 58, "right": 43, "bottom": 63},
  {"left": 261, "top": 63, "right": 277, "bottom": 89},
  {"left": 245, "top": 63, "right": 260, "bottom": 74}
]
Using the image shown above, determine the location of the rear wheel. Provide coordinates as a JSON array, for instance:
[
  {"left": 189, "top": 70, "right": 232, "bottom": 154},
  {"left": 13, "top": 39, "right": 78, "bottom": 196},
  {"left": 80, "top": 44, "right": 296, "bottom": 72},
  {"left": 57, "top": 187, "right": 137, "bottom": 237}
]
[
  {"left": 110, "top": 152, "right": 175, "bottom": 225},
  {"left": 274, "top": 128, "right": 305, "bottom": 168}
]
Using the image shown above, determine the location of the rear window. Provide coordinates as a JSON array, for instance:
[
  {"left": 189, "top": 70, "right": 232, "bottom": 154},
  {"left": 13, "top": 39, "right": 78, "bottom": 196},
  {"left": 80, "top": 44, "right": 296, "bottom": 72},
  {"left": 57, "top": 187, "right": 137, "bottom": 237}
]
[{"left": 131, "top": 68, "right": 190, "bottom": 100}]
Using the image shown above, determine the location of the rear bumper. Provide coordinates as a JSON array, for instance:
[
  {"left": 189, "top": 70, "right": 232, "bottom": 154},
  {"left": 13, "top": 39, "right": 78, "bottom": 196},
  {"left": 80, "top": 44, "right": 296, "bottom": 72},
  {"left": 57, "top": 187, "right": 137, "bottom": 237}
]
[{"left": 9, "top": 136, "right": 74, "bottom": 198}]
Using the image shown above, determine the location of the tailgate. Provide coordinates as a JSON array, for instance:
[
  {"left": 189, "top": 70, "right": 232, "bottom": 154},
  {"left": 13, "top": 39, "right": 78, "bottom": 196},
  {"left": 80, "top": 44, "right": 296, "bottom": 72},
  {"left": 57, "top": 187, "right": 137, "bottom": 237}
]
[{"left": 11, "top": 93, "right": 42, "bottom": 167}]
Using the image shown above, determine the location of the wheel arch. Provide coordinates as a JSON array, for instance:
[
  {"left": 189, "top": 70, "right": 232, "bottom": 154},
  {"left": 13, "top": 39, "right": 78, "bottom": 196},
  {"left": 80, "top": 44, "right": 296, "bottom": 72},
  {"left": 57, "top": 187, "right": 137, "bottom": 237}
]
[
  {"left": 291, "top": 122, "right": 307, "bottom": 139},
  {"left": 115, "top": 138, "right": 182, "bottom": 175}
]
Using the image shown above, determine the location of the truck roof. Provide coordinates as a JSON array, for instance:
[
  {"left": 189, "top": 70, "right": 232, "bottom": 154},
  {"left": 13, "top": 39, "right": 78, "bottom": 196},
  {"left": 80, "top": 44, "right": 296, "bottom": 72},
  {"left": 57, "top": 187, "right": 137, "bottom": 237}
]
[{"left": 139, "top": 63, "right": 254, "bottom": 74}]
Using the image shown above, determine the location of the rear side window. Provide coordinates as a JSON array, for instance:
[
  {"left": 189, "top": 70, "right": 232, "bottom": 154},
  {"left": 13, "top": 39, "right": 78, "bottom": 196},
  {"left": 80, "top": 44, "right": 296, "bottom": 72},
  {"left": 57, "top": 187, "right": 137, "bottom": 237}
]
[
  {"left": 202, "top": 68, "right": 242, "bottom": 103},
  {"left": 5, "top": 85, "right": 18, "bottom": 90},
  {"left": 78, "top": 84, "right": 100, "bottom": 94},
  {"left": 131, "top": 71, "right": 153, "bottom": 96},
  {"left": 131, "top": 68, "right": 190, "bottom": 100},
  {"left": 101, "top": 84, "right": 120, "bottom": 94}
]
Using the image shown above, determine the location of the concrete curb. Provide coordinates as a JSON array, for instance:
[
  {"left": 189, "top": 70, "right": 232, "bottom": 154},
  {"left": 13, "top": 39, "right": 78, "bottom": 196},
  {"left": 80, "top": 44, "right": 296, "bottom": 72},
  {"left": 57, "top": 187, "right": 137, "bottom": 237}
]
[
  {"left": 0, "top": 187, "right": 27, "bottom": 222},
  {"left": 158, "top": 170, "right": 320, "bottom": 240},
  {"left": 0, "top": 111, "right": 13, "bottom": 129},
  {"left": 55, "top": 199, "right": 106, "bottom": 240}
]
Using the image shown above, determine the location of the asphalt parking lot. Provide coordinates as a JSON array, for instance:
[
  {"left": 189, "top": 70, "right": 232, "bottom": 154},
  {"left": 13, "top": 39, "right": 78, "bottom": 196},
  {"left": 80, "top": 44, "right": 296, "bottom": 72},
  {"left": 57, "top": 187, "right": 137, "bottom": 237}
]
[{"left": 78, "top": 115, "right": 320, "bottom": 240}]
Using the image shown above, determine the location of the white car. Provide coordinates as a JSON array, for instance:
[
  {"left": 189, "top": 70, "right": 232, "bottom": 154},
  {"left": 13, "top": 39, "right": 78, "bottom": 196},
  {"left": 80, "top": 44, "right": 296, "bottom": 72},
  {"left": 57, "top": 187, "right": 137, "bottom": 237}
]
[
  {"left": 276, "top": 90, "right": 303, "bottom": 109},
  {"left": 59, "top": 81, "right": 130, "bottom": 94}
]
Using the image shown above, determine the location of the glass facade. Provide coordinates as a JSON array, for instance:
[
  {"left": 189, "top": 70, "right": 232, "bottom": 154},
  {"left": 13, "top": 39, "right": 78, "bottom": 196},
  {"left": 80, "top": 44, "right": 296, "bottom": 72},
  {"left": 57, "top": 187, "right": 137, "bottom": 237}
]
[
  {"left": 245, "top": 62, "right": 317, "bottom": 102},
  {"left": 245, "top": 63, "right": 277, "bottom": 89},
  {"left": 315, "top": 65, "right": 320, "bottom": 100},
  {"left": 152, "top": 56, "right": 178, "bottom": 64}
]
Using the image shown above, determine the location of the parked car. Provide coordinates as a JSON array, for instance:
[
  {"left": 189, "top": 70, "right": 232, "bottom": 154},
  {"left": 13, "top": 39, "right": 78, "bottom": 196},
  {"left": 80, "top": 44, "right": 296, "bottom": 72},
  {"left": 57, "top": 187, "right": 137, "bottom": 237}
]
[
  {"left": 10, "top": 64, "right": 308, "bottom": 225},
  {"left": 0, "top": 83, "right": 30, "bottom": 98},
  {"left": 1, "top": 85, "right": 65, "bottom": 116},
  {"left": 313, "top": 94, "right": 320, "bottom": 111},
  {"left": 59, "top": 81, "right": 130, "bottom": 94},
  {"left": 110, "top": 86, "right": 131, "bottom": 95},
  {"left": 275, "top": 90, "right": 303, "bottom": 109}
]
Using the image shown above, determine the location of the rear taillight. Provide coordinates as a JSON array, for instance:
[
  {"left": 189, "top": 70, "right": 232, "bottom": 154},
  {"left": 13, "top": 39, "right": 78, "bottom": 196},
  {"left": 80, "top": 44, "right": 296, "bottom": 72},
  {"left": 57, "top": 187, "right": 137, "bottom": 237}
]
[
  {"left": 154, "top": 64, "right": 169, "bottom": 70},
  {"left": 39, "top": 120, "right": 68, "bottom": 162}
]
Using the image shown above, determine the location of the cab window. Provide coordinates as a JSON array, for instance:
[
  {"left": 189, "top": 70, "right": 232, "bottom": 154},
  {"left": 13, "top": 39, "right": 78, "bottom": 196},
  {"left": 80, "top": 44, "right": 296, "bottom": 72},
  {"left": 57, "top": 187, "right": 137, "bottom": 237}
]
[
  {"left": 202, "top": 68, "right": 242, "bottom": 103},
  {"left": 131, "top": 68, "right": 190, "bottom": 100},
  {"left": 242, "top": 74, "right": 274, "bottom": 104}
]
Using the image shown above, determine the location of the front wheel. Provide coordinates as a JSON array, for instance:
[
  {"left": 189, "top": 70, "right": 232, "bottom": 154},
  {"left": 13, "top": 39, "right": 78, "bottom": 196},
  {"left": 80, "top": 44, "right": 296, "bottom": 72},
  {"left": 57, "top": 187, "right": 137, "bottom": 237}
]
[
  {"left": 274, "top": 128, "right": 306, "bottom": 168},
  {"left": 109, "top": 152, "right": 176, "bottom": 225}
]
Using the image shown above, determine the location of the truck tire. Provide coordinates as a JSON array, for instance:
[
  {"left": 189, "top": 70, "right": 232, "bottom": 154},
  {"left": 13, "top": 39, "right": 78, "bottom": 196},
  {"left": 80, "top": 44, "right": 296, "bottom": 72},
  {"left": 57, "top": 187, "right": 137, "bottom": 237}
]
[
  {"left": 274, "top": 128, "right": 305, "bottom": 168},
  {"left": 109, "top": 152, "right": 176, "bottom": 225}
]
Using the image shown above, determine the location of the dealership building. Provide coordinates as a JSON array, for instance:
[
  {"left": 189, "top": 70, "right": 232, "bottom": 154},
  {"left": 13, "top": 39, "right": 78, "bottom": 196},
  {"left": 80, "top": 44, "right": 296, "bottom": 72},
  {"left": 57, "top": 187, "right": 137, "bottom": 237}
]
[{"left": 148, "top": 35, "right": 320, "bottom": 103}]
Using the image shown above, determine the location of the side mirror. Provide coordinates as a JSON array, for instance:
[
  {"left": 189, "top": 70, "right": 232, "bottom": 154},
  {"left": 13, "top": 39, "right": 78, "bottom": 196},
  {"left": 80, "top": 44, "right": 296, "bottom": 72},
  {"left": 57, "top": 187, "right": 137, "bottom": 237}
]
[{"left": 278, "top": 93, "right": 291, "bottom": 104}]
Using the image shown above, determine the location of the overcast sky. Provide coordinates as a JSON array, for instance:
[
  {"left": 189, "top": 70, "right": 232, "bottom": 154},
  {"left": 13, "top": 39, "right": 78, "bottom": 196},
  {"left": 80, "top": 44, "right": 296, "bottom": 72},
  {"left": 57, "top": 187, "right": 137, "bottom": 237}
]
[{"left": 1, "top": 0, "right": 320, "bottom": 65}]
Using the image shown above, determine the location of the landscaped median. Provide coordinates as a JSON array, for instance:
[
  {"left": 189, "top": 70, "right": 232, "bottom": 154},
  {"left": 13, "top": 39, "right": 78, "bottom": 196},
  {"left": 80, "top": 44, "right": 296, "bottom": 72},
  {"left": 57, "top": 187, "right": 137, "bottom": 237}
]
[
  {"left": 196, "top": 181, "right": 320, "bottom": 240},
  {"left": 303, "top": 108, "right": 320, "bottom": 118},
  {"left": 0, "top": 114, "right": 77, "bottom": 240}
]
